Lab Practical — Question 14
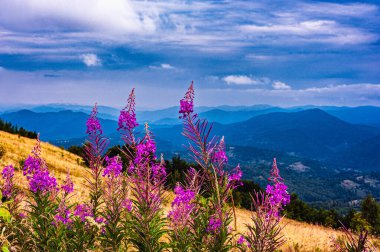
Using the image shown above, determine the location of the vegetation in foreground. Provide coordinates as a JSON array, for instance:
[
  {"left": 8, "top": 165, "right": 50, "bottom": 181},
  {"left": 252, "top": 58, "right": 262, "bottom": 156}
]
[{"left": 0, "top": 84, "right": 378, "bottom": 251}]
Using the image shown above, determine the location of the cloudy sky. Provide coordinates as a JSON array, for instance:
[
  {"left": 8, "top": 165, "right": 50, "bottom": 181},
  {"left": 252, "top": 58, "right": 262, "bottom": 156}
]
[{"left": 0, "top": 0, "right": 379, "bottom": 108}]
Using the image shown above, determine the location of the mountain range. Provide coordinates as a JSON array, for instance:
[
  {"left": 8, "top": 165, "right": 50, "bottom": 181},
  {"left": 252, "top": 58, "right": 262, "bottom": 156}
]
[
  {"left": 1, "top": 105, "right": 379, "bottom": 170},
  {"left": 1, "top": 104, "right": 380, "bottom": 207}
]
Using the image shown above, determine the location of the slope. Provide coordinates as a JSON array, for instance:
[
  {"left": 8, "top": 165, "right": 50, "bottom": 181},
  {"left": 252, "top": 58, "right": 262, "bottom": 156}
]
[{"left": 0, "top": 130, "right": 88, "bottom": 198}]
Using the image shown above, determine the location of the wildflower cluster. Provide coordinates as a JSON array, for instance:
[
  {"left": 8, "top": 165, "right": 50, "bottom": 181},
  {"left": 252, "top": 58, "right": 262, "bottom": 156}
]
[
  {"left": 23, "top": 137, "right": 57, "bottom": 194},
  {"left": 265, "top": 158, "right": 291, "bottom": 219},
  {"left": 168, "top": 184, "right": 195, "bottom": 228},
  {"left": 237, "top": 158, "right": 290, "bottom": 251},
  {"left": 1, "top": 165, "right": 14, "bottom": 198},
  {"left": 86, "top": 104, "right": 102, "bottom": 135},
  {"left": 0, "top": 83, "right": 291, "bottom": 252}
]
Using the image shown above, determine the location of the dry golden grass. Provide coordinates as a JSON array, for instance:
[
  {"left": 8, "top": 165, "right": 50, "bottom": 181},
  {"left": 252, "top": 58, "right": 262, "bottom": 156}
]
[
  {"left": 1, "top": 130, "right": 379, "bottom": 251},
  {"left": 234, "top": 207, "right": 380, "bottom": 251}
]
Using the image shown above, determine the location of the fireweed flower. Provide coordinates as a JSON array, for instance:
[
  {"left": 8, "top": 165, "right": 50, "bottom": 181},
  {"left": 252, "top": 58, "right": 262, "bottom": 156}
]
[
  {"left": 23, "top": 156, "right": 41, "bottom": 178},
  {"left": 237, "top": 235, "right": 251, "bottom": 247},
  {"left": 103, "top": 156, "right": 123, "bottom": 178},
  {"left": 265, "top": 158, "right": 290, "bottom": 218},
  {"left": 53, "top": 201, "right": 72, "bottom": 226},
  {"left": 61, "top": 172, "right": 74, "bottom": 194},
  {"left": 122, "top": 198, "right": 133, "bottom": 212},
  {"left": 206, "top": 216, "right": 222, "bottom": 233},
  {"left": 86, "top": 104, "right": 102, "bottom": 135},
  {"left": 29, "top": 170, "right": 57, "bottom": 194},
  {"left": 178, "top": 83, "right": 242, "bottom": 250},
  {"left": 118, "top": 88, "right": 138, "bottom": 131},
  {"left": 212, "top": 137, "right": 228, "bottom": 164},
  {"left": 237, "top": 235, "right": 245, "bottom": 244},
  {"left": 228, "top": 165, "right": 243, "bottom": 189},
  {"left": 128, "top": 124, "right": 167, "bottom": 251},
  {"left": 74, "top": 204, "right": 93, "bottom": 222},
  {"left": 134, "top": 136, "right": 157, "bottom": 165},
  {"left": 168, "top": 185, "right": 195, "bottom": 227},
  {"left": 23, "top": 137, "right": 58, "bottom": 194},
  {"left": 152, "top": 158, "right": 167, "bottom": 180},
  {"left": 1, "top": 165, "right": 14, "bottom": 198},
  {"left": 179, "top": 81, "right": 194, "bottom": 117}
]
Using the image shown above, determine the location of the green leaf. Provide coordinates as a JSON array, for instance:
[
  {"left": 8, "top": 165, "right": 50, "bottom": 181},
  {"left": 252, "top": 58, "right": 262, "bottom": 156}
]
[
  {"left": 0, "top": 207, "right": 11, "bottom": 222},
  {"left": 2, "top": 246, "right": 10, "bottom": 252},
  {"left": 0, "top": 190, "right": 2, "bottom": 199}
]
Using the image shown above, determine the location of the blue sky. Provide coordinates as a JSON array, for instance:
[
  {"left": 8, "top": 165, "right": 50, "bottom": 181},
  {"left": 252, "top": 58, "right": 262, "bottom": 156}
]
[{"left": 0, "top": 0, "right": 379, "bottom": 108}]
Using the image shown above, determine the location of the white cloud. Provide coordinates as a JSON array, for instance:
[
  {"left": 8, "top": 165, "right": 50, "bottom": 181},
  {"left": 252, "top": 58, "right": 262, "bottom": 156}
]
[
  {"left": 223, "top": 75, "right": 259, "bottom": 85},
  {"left": 80, "top": 53, "right": 101, "bottom": 67},
  {"left": 200, "top": 83, "right": 380, "bottom": 107},
  {"left": 0, "top": 0, "right": 377, "bottom": 58},
  {"left": 149, "top": 63, "right": 175, "bottom": 70},
  {"left": 0, "top": 0, "right": 157, "bottom": 34},
  {"left": 160, "top": 64, "right": 174, "bottom": 69},
  {"left": 272, "top": 81, "right": 291, "bottom": 90},
  {"left": 300, "top": 2, "right": 377, "bottom": 17},
  {"left": 245, "top": 54, "right": 273, "bottom": 60},
  {"left": 240, "top": 20, "right": 378, "bottom": 45}
]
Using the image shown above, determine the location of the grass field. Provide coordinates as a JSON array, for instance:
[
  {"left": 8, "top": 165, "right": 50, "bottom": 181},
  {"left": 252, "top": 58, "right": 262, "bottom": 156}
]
[{"left": 0, "top": 130, "right": 379, "bottom": 251}]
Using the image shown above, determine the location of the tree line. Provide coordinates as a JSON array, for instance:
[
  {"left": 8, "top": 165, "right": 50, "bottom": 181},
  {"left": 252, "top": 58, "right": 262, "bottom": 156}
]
[{"left": 0, "top": 119, "right": 37, "bottom": 139}]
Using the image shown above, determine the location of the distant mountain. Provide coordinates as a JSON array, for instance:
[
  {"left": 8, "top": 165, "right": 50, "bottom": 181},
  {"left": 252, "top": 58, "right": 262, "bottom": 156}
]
[
  {"left": 0, "top": 104, "right": 121, "bottom": 120},
  {"left": 146, "top": 109, "right": 380, "bottom": 167},
  {"left": 0, "top": 110, "right": 118, "bottom": 141},
  {"left": 198, "top": 108, "right": 286, "bottom": 124},
  {"left": 323, "top": 106, "right": 380, "bottom": 128},
  {"left": 2, "top": 107, "right": 379, "bottom": 171},
  {"left": 136, "top": 106, "right": 212, "bottom": 123},
  {"left": 137, "top": 105, "right": 380, "bottom": 127},
  {"left": 219, "top": 109, "right": 380, "bottom": 160},
  {"left": 4, "top": 104, "right": 380, "bottom": 127}
]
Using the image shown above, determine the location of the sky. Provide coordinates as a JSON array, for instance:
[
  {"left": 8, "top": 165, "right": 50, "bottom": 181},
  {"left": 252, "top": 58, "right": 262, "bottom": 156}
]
[{"left": 0, "top": 0, "right": 379, "bottom": 109}]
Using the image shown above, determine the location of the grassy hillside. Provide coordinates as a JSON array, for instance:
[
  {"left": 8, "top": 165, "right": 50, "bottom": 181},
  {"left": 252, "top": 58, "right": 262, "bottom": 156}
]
[
  {"left": 0, "top": 130, "right": 379, "bottom": 251},
  {"left": 0, "top": 130, "right": 88, "bottom": 199}
]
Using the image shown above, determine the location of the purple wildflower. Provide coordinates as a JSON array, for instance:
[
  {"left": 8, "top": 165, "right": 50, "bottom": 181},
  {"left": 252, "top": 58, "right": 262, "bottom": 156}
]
[
  {"left": 53, "top": 202, "right": 72, "bottom": 226},
  {"left": 23, "top": 155, "right": 42, "bottom": 178},
  {"left": 134, "top": 137, "right": 156, "bottom": 164},
  {"left": 53, "top": 210, "right": 71, "bottom": 226},
  {"left": 152, "top": 163, "right": 166, "bottom": 180},
  {"left": 122, "top": 198, "right": 133, "bottom": 212},
  {"left": 266, "top": 183, "right": 290, "bottom": 206},
  {"left": 23, "top": 137, "right": 57, "bottom": 194},
  {"left": 212, "top": 150, "right": 228, "bottom": 164},
  {"left": 1, "top": 165, "right": 14, "bottom": 198},
  {"left": 237, "top": 235, "right": 245, "bottom": 244},
  {"left": 228, "top": 165, "right": 243, "bottom": 189},
  {"left": 95, "top": 217, "right": 106, "bottom": 224},
  {"left": 103, "top": 156, "right": 123, "bottom": 178},
  {"left": 86, "top": 104, "right": 102, "bottom": 135},
  {"left": 74, "top": 204, "right": 93, "bottom": 222},
  {"left": 171, "top": 185, "right": 195, "bottom": 207},
  {"left": 265, "top": 158, "right": 290, "bottom": 218},
  {"left": 168, "top": 185, "right": 196, "bottom": 229},
  {"left": 179, "top": 82, "right": 194, "bottom": 117},
  {"left": 212, "top": 137, "right": 228, "bottom": 164},
  {"left": 237, "top": 235, "right": 251, "bottom": 248},
  {"left": 61, "top": 172, "right": 74, "bottom": 194},
  {"left": 118, "top": 88, "right": 138, "bottom": 131},
  {"left": 206, "top": 216, "right": 222, "bottom": 233},
  {"left": 29, "top": 169, "right": 57, "bottom": 194}
]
